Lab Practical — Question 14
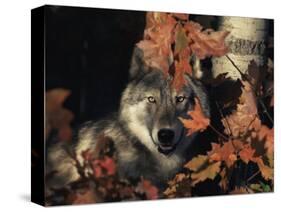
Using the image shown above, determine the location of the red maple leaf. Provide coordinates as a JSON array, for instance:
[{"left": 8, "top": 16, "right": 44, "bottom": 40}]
[
  {"left": 179, "top": 98, "right": 210, "bottom": 136},
  {"left": 239, "top": 145, "right": 255, "bottom": 164},
  {"left": 137, "top": 178, "right": 159, "bottom": 200},
  {"left": 185, "top": 21, "right": 229, "bottom": 59},
  {"left": 208, "top": 142, "right": 237, "bottom": 168}
]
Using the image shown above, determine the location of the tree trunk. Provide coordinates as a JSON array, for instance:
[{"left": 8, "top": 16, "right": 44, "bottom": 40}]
[{"left": 212, "top": 16, "right": 269, "bottom": 79}]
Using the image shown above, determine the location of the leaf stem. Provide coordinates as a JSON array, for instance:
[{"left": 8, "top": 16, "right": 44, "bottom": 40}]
[
  {"left": 215, "top": 101, "right": 233, "bottom": 137},
  {"left": 209, "top": 124, "right": 229, "bottom": 141}
]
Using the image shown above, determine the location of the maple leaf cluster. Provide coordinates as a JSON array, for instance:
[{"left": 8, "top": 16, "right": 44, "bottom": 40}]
[
  {"left": 137, "top": 12, "right": 229, "bottom": 91},
  {"left": 139, "top": 12, "right": 274, "bottom": 196},
  {"left": 164, "top": 59, "right": 274, "bottom": 196},
  {"left": 137, "top": 11, "right": 230, "bottom": 137}
]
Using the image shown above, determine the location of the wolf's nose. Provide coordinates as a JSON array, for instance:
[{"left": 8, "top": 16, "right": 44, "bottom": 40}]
[{"left": 158, "top": 129, "right": 175, "bottom": 144}]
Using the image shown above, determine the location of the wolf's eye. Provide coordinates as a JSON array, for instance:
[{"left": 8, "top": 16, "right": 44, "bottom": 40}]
[
  {"left": 176, "top": 96, "right": 186, "bottom": 103},
  {"left": 147, "top": 96, "right": 156, "bottom": 103}
]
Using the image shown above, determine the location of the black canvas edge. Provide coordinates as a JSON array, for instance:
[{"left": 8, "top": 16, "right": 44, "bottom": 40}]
[{"left": 31, "top": 5, "right": 46, "bottom": 206}]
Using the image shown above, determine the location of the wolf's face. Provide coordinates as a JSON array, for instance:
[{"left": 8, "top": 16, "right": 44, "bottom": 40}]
[{"left": 119, "top": 47, "right": 210, "bottom": 156}]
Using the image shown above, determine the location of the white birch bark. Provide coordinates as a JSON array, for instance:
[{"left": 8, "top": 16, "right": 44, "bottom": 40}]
[{"left": 212, "top": 16, "right": 269, "bottom": 80}]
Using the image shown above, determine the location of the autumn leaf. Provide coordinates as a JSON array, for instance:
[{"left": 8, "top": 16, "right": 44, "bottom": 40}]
[
  {"left": 69, "top": 189, "right": 98, "bottom": 204},
  {"left": 208, "top": 142, "right": 237, "bottom": 168},
  {"left": 46, "top": 88, "right": 71, "bottom": 112},
  {"left": 246, "top": 60, "right": 267, "bottom": 90},
  {"left": 184, "top": 155, "right": 221, "bottom": 186},
  {"left": 230, "top": 187, "right": 253, "bottom": 194},
  {"left": 257, "top": 125, "right": 274, "bottom": 157},
  {"left": 219, "top": 167, "right": 228, "bottom": 191},
  {"left": 137, "top": 40, "right": 171, "bottom": 74},
  {"left": 91, "top": 156, "right": 116, "bottom": 178},
  {"left": 239, "top": 145, "right": 255, "bottom": 164},
  {"left": 137, "top": 12, "right": 229, "bottom": 90},
  {"left": 137, "top": 12, "right": 176, "bottom": 73},
  {"left": 45, "top": 88, "right": 74, "bottom": 141},
  {"left": 222, "top": 81, "right": 259, "bottom": 137},
  {"left": 163, "top": 186, "right": 177, "bottom": 198},
  {"left": 136, "top": 178, "right": 159, "bottom": 200},
  {"left": 164, "top": 173, "right": 191, "bottom": 198},
  {"left": 252, "top": 157, "right": 273, "bottom": 180},
  {"left": 185, "top": 155, "right": 208, "bottom": 171},
  {"left": 179, "top": 98, "right": 210, "bottom": 136},
  {"left": 174, "top": 24, "right": 189, "bottom": 55},
  {"left": 185, "top": 21, "right": 229, "bottom": 59},
  {"left": 191, "top": 162, "right": 221, "bottom": 186},
  {"left": 99, "top": 156, "right": 116, "bottom": 176},
  {"left": 172, "top": 24, "right": 193, "bottom": 91}
]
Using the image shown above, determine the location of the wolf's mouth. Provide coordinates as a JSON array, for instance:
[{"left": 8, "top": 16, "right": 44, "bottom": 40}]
[{"left": 158, "top": 144, "right": 175, "bottom": 155}]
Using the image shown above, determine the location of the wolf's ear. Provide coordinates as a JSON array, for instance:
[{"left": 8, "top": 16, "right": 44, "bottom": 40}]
[
  {"left": 129, "top": 46, "right": 149, "bottom": 80},
  {"left": 185, "top": 74, "right": 210, "bottom": 117}
]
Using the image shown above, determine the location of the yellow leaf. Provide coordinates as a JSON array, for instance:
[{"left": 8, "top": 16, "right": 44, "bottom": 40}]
[{"left": 191, "top": 161, "right": 221, "bottom": 186}]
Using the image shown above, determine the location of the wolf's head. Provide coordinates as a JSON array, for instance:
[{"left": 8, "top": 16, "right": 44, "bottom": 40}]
[{"left": 119, "top": 47, "right": 210, "bottom": 156}]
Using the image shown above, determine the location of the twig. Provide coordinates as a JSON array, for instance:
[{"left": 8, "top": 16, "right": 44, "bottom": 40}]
[
  {"left": 246, "top": 170, "right": 260, "bottom": 184},
  {"left": 214, "top": 101, "right": 239, "bottom": 153},
  {"left": 225, "top": 55, "right": 245, "bottom": 78},
  {"left": 215, "top": 101, "right": 233, "bottom": 137},
  {"left": 209, "top": 124, "right": 229, "bottom": 141}
]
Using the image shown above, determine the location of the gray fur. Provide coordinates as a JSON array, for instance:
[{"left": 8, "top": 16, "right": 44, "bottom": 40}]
[{"left": 46, "top": 47, "right": 210, "bottom": 191}]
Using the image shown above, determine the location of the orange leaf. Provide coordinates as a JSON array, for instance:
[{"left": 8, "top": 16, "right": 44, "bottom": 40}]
[
  {"left": 208, "top": 142, "right": 237, "bottom": 168},
  {"left": 46, "top": 88, "right": 71, "bottom": 112},
  {"left": 191, "top": 161, "right": 221, "bottom": 186},
  {"left": 252, "top": 157, "right": 273, "bottom": 180},
  {"left": 258, "top": 125, "right": 274, "bottom": 157},
  {"left": 179, "top": 98, "right": 210, "bottom": 136},
  {"left": 137, "top": 178, "right": 159, "bottom": 200},
  {"left": 239, "top": 145, "right": 255, "bottom": 164},
  {"left": 185, "top": 155, "right": 208, "bottom": 171},
  {"left": 137, "top": 12, "right": 176, "bottom": 73},
  {"left": 92, "top": 156, "right": 116, "bottom": 178},
  {"left": 185, "top": 21, "right": 229, "bottom": 59},
  {"left": 185, "top": 155, "right": 220, "bottom": 186},
  {"left": 99, "top": 156, "right": 116, "bottom": 176},
  {"left": 45, "top": 88, "right": 74, "bottom": 141}
]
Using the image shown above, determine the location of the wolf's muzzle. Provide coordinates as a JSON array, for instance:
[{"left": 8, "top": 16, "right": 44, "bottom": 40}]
[{"left": 157, "top": 129, "right": 175, "bottom": 154}]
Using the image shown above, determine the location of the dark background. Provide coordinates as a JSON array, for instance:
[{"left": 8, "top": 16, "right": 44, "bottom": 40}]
[{"left": 46, "top": 5, "right": 146, "bottom": 125}]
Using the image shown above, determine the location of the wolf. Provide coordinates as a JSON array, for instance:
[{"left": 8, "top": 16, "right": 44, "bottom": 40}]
[{"left": 47, "top": 47, "right": 210, "bottom": 191}]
